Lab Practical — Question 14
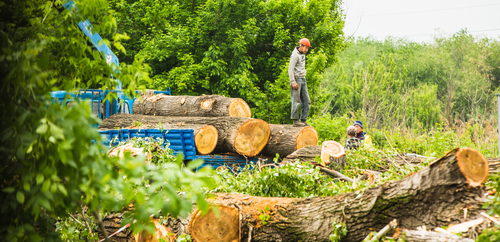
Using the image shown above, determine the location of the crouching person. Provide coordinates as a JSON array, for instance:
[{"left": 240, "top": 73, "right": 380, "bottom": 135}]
[{"left": 345, "top": 126, "right": 361, "bottom": 150}]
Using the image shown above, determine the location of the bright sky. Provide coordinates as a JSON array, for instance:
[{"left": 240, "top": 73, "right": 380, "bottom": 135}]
[{"left": 342, "top": 0, "right": 500, "bottom": 43}]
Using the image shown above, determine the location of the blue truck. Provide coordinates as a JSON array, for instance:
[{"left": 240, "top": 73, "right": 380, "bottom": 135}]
[
  {"left": 98, "top": 128, "right": 270, "bottom": 171},
  {"left": 53, "top": 0, "right": 270, "bottom": 170}
]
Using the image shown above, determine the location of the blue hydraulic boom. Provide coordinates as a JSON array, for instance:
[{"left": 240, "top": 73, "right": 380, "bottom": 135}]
[{"left": 63, "top": 0, "right": 122, "bottom": 89}]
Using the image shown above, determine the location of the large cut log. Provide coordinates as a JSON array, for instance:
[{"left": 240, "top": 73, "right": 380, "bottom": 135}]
[
  {"left": 99, "top": 114, "right": 270, "bottom": 157},
  {"left": 186, "top": 148, "right": 488, "bottom": 241},
  {"left": 133, "top": 94, "right": 251, "bottom": 118},
  {"left": 261, "top": 124, "right": 318, "bottom": 158}
]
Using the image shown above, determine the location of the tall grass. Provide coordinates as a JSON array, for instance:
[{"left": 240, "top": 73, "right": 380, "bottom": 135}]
[{"left": 310, "top": 115, "right": 499, "bottom": 157}]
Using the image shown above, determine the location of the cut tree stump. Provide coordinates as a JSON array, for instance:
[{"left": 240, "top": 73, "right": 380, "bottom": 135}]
[
  {"left": 261, "top": 124, "right": 318, "bottom": 158},
  {"left": 99, "top": 114, "right": 270, "bottom": 157},
  {"left": 401, "top": 230, "right": 474, "bottom": 242},
  {"left": 133, "top": 94, "right": 251, "bottom": 118},
  {"left": 185, "top": 148, "right": 488, "bottom": 241},
  {"left": 321, "top": 140, "right": 346, "bottom": 171}
]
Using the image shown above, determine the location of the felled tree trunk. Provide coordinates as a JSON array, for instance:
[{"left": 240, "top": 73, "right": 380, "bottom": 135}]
[
  {"left": 282, "top": 145, "right": 321, "bottom": 163},
  {"left": 99, "top": 114, "right": 270, "bottom": 157},
  {"left": 133, "top": 94, "right": 251, "bottom": 118},
  {"left": 187, "top": 148, "right": 488, "bottom": 242},
  {"left": 261, "top": 125, "right": 318, "bottom": 158},
  {"left": 401, "top": 230, "right": 474, "bottom": 242}
]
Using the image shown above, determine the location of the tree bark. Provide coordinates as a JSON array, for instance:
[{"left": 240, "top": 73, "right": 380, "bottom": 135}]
[
  {"left": 99, "top": 114, "right": 270, "bottom": 157},
  {"left": 133, "top": 94, "right": 251, "bottom": 118},
  {"left": 188, "top": 148, "right": 488, "bottom": 241},
  {"left": 283, "top": 145, "right": 321, "bottom": 164},
  {"left": 401, "top": 230, "right": 474, "bottom": 242},
  {"left": 283, "top": 144, "right": 347, "bottom": 172},
  {"left": 261, "top": 124, "right": 318, "bottom": 158}
]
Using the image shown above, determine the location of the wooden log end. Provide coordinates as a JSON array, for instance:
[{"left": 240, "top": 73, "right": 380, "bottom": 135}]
[
  {"left": 228, "top": 98, "right": 251, "bottom": 118},
  {"left": 190, "top": 206, "right": 239, "bottom": 242},
  {"left": 234, "top": 119, "right": 271, "bottom": 157},
  {"left": 321, "top": 140, "right": 345, "bottom": 159},
  {"left": 295, "top": 126, "right": 319, "bottom": 150},
  {"left": 194, "top": 125, "right": 219, "bottom": 155},
  {"left": 201, "top": 99, "right": 214, "bottom": 109},
  {"left": 456, "top": 148, "right": 489, "bottom": 187}
]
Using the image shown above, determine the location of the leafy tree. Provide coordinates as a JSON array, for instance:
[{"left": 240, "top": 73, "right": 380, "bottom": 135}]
[
  {"left": 110, "top": 0, "right": 346, "bottom": 123},
  {"left": 0, "top": 0, "right": 214, "bottom": 241},
  {"left": 321, "top": 32, "right": 500, "bottom": 129}
]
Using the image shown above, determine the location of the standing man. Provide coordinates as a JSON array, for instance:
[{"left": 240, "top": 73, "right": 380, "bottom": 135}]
[{"left": 289, "top": 38, "right": 311, "bottom": 127}]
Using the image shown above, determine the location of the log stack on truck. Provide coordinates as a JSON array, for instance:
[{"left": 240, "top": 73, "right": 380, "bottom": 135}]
[{"left": 98, "top": 93, "right": 320, "bottom": 169}]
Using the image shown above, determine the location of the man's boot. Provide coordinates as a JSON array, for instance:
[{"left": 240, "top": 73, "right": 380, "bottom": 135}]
[
  {"left": 293, "top": 120, "right": 305, "bottom": 127},
  {"left": 301, "top": 120, "right": 310, "bottom": 126}
]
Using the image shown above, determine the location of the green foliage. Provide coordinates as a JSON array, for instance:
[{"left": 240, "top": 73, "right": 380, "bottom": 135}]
[
  {"left": 329, "top": 221, "right": 348, "bottom": 242},
  {"left": 308, "top": 115, "right": 498, "bottom": 158},
  {"left": 479, "top": 173, "right": 500, "bottom": 241},
  {"left": 258, "top": 206, "right": 270, "bottom": 225},
  {"left": 322, "top": 33, "right": 500, "bottom": 129},
  {"left": 0, "top": 0, "right": 214, "bottom": 241},
  {"left": 55, "top": 212, "right": 99, "bottom": 242},
  {"left": 110, "top": 0, "right": 346, "bottom": 123},
  {"left": 213, "top": 162, "right": 358, "bottom": 198}
]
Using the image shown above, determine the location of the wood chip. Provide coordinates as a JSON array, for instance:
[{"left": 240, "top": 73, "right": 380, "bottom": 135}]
[{"left": 447, "top": 218, "right": 484, "bottom": 233}]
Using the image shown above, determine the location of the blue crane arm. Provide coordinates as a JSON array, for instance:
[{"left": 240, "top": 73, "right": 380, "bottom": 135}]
[{"left": 63, "top": 0, "right": 122, "bottom": 90}]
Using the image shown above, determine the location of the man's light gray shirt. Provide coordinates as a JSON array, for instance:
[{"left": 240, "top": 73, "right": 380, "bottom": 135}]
[{"left": 288, "top": 46, "right": 307, "bottom": 86}]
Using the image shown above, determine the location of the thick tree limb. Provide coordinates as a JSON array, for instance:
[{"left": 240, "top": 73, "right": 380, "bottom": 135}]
[{"left": 188, "top": 148, "right": 488, "bottom": 241}]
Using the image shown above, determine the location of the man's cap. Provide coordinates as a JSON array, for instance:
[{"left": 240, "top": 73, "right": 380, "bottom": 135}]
[{"left": 353, "top": 121, "right": 363, "bottom": 129}]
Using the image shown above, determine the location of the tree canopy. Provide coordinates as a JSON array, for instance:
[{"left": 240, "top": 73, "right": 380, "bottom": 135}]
[
  {"left": 0, "top": 0, "right": 215, "bottom": 241},
  {"left": 110, "top": 0, "right": 346, "bottom": 123}
]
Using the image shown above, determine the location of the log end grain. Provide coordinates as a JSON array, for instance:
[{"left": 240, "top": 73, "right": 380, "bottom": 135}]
[
  {"left": 200, "top": 99, "right": 214, "bottom": 109},
  {"left": 234, "top": 119, "right": 271, "bottom": 157},
  {"left": 228, "top": 98, "right": 251, "bottom": 118},
  {"left": 321, "top": 141, "right": 345, "bottom": 159},
  {"left": 456, "top": 148, "right": 489, "bottom": 187},
  {"left": 190, "top": 206, "right": 239, "bottom": 242},
  {"left": 295, "top": 126, "right": 319, "bottom": 150},
  {"left": 194, "top": 125, "right": 218, "bottom": 155}
]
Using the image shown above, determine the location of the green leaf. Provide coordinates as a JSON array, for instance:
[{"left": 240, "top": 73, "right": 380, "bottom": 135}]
[
  {"left": 186, "top": 159, "right": 204, "bottom": 170},
  {"left": 196, "top": 195, "right": 209, "bottom": 214},
  {"left": 16, "top": 191, "right": 24, "bottom": 204},
  {"left": 37, "top": 53, "right": 50, "bottom": 69},
  {"left": 36, "top": 174, "right": 44, "bottom": 184},
  {"left": 23, "top": 182, "right": 30, "bottom": 192},
  {"left": 36, "top": 123, "right": 48, "bottom": 134},
  {"left": 58, "top": 184, "right": 67, "bottom": 196},
  {"left": 42, "top": 180, "right": 51, "bottom": 192}
]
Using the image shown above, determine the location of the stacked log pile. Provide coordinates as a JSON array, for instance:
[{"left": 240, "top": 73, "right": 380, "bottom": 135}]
[{"left": 100, "top": 94, "right": 319, "bottom": 158}]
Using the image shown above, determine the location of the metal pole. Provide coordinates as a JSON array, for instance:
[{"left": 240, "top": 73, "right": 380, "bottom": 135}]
[{"left": 496, "top": 93, "right": 500, "bottom": 157}]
